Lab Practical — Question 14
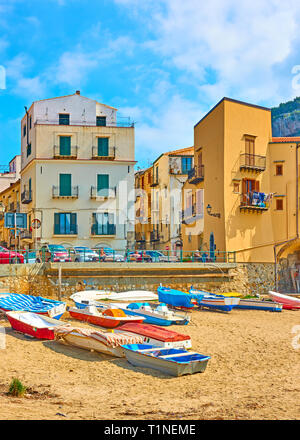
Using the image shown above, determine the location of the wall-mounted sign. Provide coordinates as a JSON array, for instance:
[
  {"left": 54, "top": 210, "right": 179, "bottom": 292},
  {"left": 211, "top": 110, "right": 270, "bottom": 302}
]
[{"left": 31, "top": 219, "right": 41, "bottom": 230}]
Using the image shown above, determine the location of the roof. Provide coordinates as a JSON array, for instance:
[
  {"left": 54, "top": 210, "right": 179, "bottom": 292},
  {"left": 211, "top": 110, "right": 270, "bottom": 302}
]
[
  {"left": 167, "top": 146, "right": 194, "bottom": 156},
  {"left": 271, "top": 137, "right": 300, "bottom": 143},
  {"left": 194, "top": 97, "right": 271, "bottom": 128}
]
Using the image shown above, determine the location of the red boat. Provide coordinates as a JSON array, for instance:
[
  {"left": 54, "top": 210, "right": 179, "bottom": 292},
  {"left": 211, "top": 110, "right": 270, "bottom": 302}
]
[
  {"left": 68, "top": 306, "right": 145, "bottom": 328},
  {"left": 269, "top": 291, "right": 300, "bottom": 310},
  {"left": 118, "top": 322, "right": 192, "bottom": 349},
  {"left": 6, "top": 311, "right": 67, "bottom": 340}
]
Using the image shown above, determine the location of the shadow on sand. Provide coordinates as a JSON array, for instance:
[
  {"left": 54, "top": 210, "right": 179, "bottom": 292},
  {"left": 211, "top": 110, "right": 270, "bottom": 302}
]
[
  {"left": 110, "top": 357, "right": 176, "bottom": 380},
  {"left": 42, "top": 340, "right": 115, "bottom": 362}
]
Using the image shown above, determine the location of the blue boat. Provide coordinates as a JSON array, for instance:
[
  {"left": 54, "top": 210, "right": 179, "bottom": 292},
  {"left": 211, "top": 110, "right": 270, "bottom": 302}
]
[
  {"left": 122, "top": 343, "right": 211, "bottom": 376},
  {"left": 189, "top": 287, "right": 240, "bottom": 312},
  {"left": 157, "top": 286, "right": 204, "bottom": 309},
  {"left": 0, "top": 293, "right": 66, "bottom": 319},
  {"left": 120, "top": 302, "right": 190, "bottom": 326}
]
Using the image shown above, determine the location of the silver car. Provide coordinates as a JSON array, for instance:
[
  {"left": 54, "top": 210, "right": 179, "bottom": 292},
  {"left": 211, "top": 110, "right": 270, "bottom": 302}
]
[{"left": 70, "top": 246, "right": 99, "bottom": 262}]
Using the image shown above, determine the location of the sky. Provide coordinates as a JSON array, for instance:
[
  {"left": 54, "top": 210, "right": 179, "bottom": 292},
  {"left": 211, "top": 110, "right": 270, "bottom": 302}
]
[{"left": 1, "top": 0, "right": 300, "bottom": 169}]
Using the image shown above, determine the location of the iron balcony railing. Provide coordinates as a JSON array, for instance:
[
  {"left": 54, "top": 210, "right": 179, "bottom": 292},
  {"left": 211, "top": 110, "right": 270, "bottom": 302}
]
[
  {"left": 188, "top": 165, "right": 205, "bottom": 183},
  {"left": 240, "top": 192, "right": 269, "bottom": 211},
  {"left": 90, "top": 186, "right": 116, "bottom": 198},
  {"left": 52, "top": 186, "right": 79, "bottom": 198},
  {"left": 21, "top": 190, "right": 32, "bottom": 204},
  {"left": 240, "top": 154, "right": 266, "bottom": 171},
  {"left": 92, "top": 146, "right": 116, "bottom": 159},
  {"left": 150, "top": 231, "right": 160, "bottom": 242},
  {"left": 91, "top": 224, "right": 116, "bottom": 236},
  {"left": 150, "top": 177, "right": 159, "bottom": 187},
  {"left": 20, "top": 230, "right": 32, "bottom": 240},
  {"left": 35, "top": 118, "right": 134, "bottom": 128},
  {"left": 54, "top": 225, "right": 78, "bottom": 235},
  {"left": 53, "top": 145, "right": 78, "bottom": 158}
]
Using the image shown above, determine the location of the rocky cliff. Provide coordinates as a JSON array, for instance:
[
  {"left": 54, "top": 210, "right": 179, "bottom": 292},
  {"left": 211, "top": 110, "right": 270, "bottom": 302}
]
[{"left": 272, "top": 97, "right": 300, "bottom": 137}]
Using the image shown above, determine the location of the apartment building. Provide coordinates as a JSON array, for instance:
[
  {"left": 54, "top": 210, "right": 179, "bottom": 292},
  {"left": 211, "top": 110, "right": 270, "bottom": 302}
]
[
  {"left": 0, "top": 179, "right": 21, "bottom": 248},
  {"left": 0, "top": 155, "right": 21, "bottom": 193},
  {"left": 20, "top": 91, "right": 135, "bottom": 250},
  {"left": 183, "top": 97, "right": 300, "bottom": 263},
  {"left": 135, "top": 147, "right": 194, "bottom": 250}
]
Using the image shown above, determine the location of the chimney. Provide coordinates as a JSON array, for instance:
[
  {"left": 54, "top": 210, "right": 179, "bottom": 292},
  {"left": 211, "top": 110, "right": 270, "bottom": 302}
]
[{"left": 76, "top": 90, "right": 80, "bottom": 95}]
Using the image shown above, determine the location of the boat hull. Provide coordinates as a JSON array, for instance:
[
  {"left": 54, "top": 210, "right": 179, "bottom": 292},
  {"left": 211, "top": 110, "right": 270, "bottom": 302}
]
[
  {"left": 236, "top": 299, "right": 282, "bottom": 312},
  {"left": 57, "top": 331, "right": 124, "bottom": 357},
  {"left": 269, "top": 291, "right": 300, "bottom": 310},
  {"left": 6, "top": 311, "right": 65, "bottom": 340},
  {"left": 68, "top": 307, "right": 144, "bottom": 328},
  {"left": 0, "top": 294, "right": 66, "bottom": 319}
]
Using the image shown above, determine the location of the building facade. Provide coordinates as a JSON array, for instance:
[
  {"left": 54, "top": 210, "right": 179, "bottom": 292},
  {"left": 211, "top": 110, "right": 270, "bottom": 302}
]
[
  {"left": 0, "top": 155, "right": 21, "bottom": 193},
  {"left": 183, "top": 97, "right": 300, "bottom": 263},
  {"left": 0, "top": 179, "right": 21, "bottom": 248},
  {"left": 20, "top": 91, "right": 135, "bottom": 250},
  {"left": 135, "top": 147, "right": 194, "bottom": 251}
]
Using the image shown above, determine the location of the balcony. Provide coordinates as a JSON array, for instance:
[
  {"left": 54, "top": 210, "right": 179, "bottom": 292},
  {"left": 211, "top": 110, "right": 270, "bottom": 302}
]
[
  {"left": 53, "top": 145, "right": 78, "bottom": 159},
  {"left": 150, "top": 231, "right": 160, "bottom": 242},
  {"left": 188, "top": 165, "right": 205, "bottom": 184},
  {"left": 21, "top": 190, "right": 32, "bottom": 204},
  {"left": 20, "top": 230, "right": 32, "bottom": 240},
  {"left": 240, "top": 192, "right": 269, "bottom": 213},
  {"left": 52, "top": 186, "right": 79, "bottom": 199},
  {"left": 35, "top": 117, "right": 134, "bottom": 128},
  {"left": 150, "top": 178, "right": 159, "bottom": 187},
  {"left": 92, "top": 146, "right": 116, "bottom": 160},
  {"left": 240, "top": 154, "right": 266, "bottom": 172},
  {"left": 91, "top": 224, "right": 116, "bottom": 236},
  {"left": 90, "top": 186, "right": 116, "bottom": 199}
]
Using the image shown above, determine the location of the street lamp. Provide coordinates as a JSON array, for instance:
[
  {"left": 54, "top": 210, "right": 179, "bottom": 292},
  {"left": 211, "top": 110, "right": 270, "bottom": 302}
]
[{"left": 206, "top": 204, "right": 221, "bottom": 218}]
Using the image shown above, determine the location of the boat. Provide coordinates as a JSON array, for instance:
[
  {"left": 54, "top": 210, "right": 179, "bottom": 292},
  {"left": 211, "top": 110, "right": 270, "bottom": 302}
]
[
  {"left": 189, "top": 288, "right": 240, "bottom": 312},
  {"left": 268, "top": 291, "right": 300, "bottom": 310},
  {"left": 70, "top": 290, "right": 158, "bottom": 309},
  {"left": 6, "top": 311, "right": 68, "bottom": 340},
  {"left": 68, "top": 305, "right": 145, "bottom": 328},
  {"left": 122, "top": 344, "right": 211, "bottom": 376},
  {"left": 235, "top": 298, "right": 283, "bottom": 312},
  {"left": 117, "top": 322, "right": 192, "bottom": 349},
  {"left": 0, "top": 293, "right": 66, "bottom": 319},
  {"left": 157, "top": 286, "right": 204, "bottom": 309},
  {"left": 97, "top": 302, "right": 190, "bottom": 326},
  {"left": 54, "top": 326, "right": 143, "bottom": 357}
]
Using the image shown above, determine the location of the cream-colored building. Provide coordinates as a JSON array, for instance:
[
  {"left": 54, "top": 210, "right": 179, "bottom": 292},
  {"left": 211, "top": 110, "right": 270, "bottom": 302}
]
[
  {"left": 0, "top": 155, "right": 21, "bottom": 193},
  {"left": 20, "top": 91, "right": 135, "bottom": 250},
  {"left": 135, "top": 147, "right": 194, "bottom": 250}
]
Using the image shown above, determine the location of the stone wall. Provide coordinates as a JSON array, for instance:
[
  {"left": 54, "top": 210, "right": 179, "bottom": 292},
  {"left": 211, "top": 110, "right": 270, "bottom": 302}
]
[{"left": 0, "top": 262, "right": 276, "bottom": 299}]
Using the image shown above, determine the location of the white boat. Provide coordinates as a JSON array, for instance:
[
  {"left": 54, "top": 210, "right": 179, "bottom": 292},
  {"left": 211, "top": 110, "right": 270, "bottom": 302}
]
[
  {"left": 54, "top": 326, "right": 144, "bottom": 357},
  {"left": 269, "top": 291, "right": 300, "bottom": 310},
  {"left": 70, "top": 290, "right": 158, "bottom": 309}
]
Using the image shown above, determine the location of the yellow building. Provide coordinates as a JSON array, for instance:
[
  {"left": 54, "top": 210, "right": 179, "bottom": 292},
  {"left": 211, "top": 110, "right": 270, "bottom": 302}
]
[
  {"left": 0, "top": 179, "right": 22, "bottom": 249},
  {"left": 183, "top": 97, "right": 300, "bottom": 263},
  {"left": 135, "top": 147, "right": 194, "bottom": 250}
]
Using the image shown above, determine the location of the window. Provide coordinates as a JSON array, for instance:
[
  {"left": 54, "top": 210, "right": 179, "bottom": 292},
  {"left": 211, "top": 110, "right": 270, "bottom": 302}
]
[
  {"left": 59, "top": 174, "right": 72, "bottom": 196},
  {"left": 276, "top": 164, "right": 283, "bottom": 176},
  {"left": 59, "top": 136, "right": 71, "bottom": 155},
  {"left": 54, "top": 212, "right": 77, "bottom": 235},
  {"left": 233, "top": 182, "right": 240, "bottom": 193},
  {"left": 23, "top": 124, "right": 26, "bottom": 137},
  {"left": 29, "top": 116, "right": 32, "bottom": 129},
  {"left": 182, "top": 157, "right": 193, "bottom": 174},
  {"left": 276, "top": 199, "right": 284, "bottom": 210},
  {"left": 97, "top": 174, "right": 109, "bottom": 197},
  {"left": 92, "top": 212, "right": 115, "bottom": 235},
  {"left": 96, "top": 116, "right": 106, "bottom": 127},
  {"left": 97, "top": 137, "right": 109, "bottom": 156},
  {"left": 59, "top": 113, "right": 70, "bottom": 125},
  {"left": 27, "top": 143, "right": 31, "bottom": 157},
  {"left": 241, "top": 179, "right": 259, "bottom": 206}
]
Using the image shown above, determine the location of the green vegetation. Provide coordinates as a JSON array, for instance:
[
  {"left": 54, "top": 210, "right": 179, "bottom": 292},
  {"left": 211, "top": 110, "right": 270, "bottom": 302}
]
[
  {"left": 8, "top": 378, "right": 27, "bottom": 397},
  {"left": 271, "top": 97, "right": 300, "bottom": 119}
]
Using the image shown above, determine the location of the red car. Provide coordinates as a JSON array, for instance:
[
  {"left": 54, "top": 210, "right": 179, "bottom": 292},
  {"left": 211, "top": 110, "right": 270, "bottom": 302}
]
[
  {"left": 0, "top": 246, "right": 24, "bottom": 264},
  {"left": 36, "top": 244, "right": 72, "bottom": 263}
]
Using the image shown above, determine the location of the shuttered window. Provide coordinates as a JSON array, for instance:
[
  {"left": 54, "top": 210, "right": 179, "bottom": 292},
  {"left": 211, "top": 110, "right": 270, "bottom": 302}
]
[
  {"left": 196, "top": 189, "right": 204, "bottom": 216},
  {"left": 96, "top": 116, "right": 106, "bottom": 126},
  {"left": 97, "top": 137, "right": 109, "bottom": 156},
  {"left": 92, "top": 212, "right": 115, "bottom": 235},
  {"left": 59, "top": 136, "right": 71, "bottom": 156},
  {"left": 182, "top": 157, "right": 192, "bottom": 174},
  {"left": 97, "top": 174, "right": 109, "bottom": 197},
  {"left": 59, "top": 174, "right": 71, "bottom": 196},
  {"left": 59, "top": 114, "right": 70, "bottom": 125},
  {"left": 54, "top": 213, "right": 77, "bottom": 235}
]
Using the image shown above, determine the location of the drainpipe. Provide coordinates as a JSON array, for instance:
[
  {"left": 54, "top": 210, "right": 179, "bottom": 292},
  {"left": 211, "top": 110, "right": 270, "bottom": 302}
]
[{"left": 274, "top": 143, "right": 300, "bottom": 290}]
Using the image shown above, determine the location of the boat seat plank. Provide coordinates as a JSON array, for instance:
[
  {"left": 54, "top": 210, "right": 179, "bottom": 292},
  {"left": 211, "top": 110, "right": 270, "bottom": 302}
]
[
  {"left": 159, "top": 351, "right": 198, "bottom": 359},
  {"left": 138, "top": 348, "right": 161, "bottom": 352}
]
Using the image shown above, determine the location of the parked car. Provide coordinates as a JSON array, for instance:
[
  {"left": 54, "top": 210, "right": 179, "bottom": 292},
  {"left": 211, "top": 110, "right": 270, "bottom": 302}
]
[
  {"left": 144, "top": 250, "right": 166, "bottom": 262},
  {"left": 0, "top": 246, "right": 24, "bottom": 264},
  {"left": 22, "top": 250, "right": 37, "bottom": 264},
  {"left": 93, "top": 247, "right": 125, "bottom": 262},
  {"left": 127, "top": 251, "right": 152, "bottom": 262},
  {"left": 36, "top": 244, "right": 72, "bottom": 263},
  {"left": 70, "top": 246, "right": 99, "bottom": 262}
]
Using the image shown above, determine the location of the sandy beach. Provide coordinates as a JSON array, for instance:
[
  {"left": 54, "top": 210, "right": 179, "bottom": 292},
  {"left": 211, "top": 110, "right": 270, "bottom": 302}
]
[{"left": 0, "top": 306, "right": 299, "bottom": 420}]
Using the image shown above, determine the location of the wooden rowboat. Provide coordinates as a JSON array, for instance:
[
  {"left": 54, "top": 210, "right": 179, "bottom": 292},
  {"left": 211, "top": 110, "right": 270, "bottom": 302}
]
[
  {"left": 54, "top": 326, "right": 143, "bottom": 357},
  {"left": 68, "top": 306, "right": 145, "bottom": 328},
  {"left": 6, "top": 311, "right": 67, "bottom": 340},
  {"left": 122, "top": 344, "right": 211, "bottom": 376}
]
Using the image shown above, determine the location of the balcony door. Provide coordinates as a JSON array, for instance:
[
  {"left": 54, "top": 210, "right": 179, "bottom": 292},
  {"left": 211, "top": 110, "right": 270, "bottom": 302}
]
[
  {"left": 97, "top": 138, "right": 109, "bottom": 156},
  {"left": 97, "top": 174, "right": 109, "bottom": 197},
  {"left": 59, "top": 136, "right": 71, "bottom": 156},
  {"left": 242, "top": 178, "right": 259, "bottom": 205},
  {"left": 245, "top": 137, "right": 255, "bottom": 166},
  {"left": 92, "top": 212, "right": 115, "bottom": 235},
  {"left": 59, "top": 174, "right": 72, "bottom": 196}
]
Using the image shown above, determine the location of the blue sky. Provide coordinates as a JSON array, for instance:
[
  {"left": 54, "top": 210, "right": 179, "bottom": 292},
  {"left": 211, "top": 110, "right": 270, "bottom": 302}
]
[{"left": 1, "top": 0, "right": 300, "bottom": 168}]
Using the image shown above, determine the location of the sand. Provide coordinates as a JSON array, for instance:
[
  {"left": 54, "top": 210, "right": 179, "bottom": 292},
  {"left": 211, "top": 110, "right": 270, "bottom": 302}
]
[{"left": 0, "top": 306, "right": 299, "bottom": 420}]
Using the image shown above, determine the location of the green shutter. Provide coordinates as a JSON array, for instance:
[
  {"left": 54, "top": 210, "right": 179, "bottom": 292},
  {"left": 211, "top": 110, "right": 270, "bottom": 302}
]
[
  {"left": 59, "top": 174, "right": 71, "bottom": 196},
  {"left": 59, "top": 136, "right": 71, "bottom": 155},
  {"left": 97, "top": 174, "right": 109, "bottom": 197},
  {"left": 54, "top": 213, "right": 60, "bottom": 234},
  {"left": 97, "top": 138, "right": 109, "bottom": 156},
  {"left": 70, "top": 213, "right": 77, "bottom": 234},
  {"left": 96, "top": 116, "right": 106, "bottom": 126}
]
